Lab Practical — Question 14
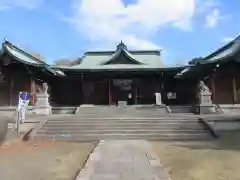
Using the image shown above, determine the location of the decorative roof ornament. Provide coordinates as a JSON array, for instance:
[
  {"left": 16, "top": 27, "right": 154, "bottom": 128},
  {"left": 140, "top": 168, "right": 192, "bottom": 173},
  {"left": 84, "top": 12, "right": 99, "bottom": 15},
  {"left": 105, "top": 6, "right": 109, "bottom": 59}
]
[{"left": 117, "top": 41, "right": 127, "bottom": 50}]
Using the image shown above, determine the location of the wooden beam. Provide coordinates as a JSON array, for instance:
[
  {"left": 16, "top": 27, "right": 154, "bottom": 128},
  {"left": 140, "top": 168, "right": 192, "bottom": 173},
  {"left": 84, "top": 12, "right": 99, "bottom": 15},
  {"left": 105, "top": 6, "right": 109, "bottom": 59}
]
[
  {"left": 108, "top": 79, "right": 112, "bottom": 105},
  {"left": 210, "top": 76, "right": 216, "bottom": 103},
  {"left": 30, "top": 76, "right": 36, "bottom": 105}
]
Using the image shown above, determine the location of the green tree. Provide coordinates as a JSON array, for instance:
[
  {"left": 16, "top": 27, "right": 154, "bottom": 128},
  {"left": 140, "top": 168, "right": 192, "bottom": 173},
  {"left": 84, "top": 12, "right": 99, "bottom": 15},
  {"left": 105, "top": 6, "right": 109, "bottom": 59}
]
[
  {"left": 54, "top": 59, "right": 71, "bottom": 66},
  {"left": 54, "top": 58, "right": 82, "bottom": 66},
  {"left": 70, "top": 58, "right": 82, "bottom": 66},
  {"left": 188, "top": 57, "right": 203, "bottom": 65},
  {"left": 30, "top": 52, "right": 45, "bottom": 62}
]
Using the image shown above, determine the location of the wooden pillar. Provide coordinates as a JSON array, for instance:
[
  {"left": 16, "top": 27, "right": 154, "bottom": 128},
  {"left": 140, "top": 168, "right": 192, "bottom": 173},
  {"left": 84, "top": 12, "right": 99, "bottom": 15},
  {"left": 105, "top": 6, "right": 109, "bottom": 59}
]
[
  {"left": 210, "top": 76, "right": 216, "bottom": 103},
  {"left": 134, "top": 86, "right": 138, "bottom": 105},
  {"left": 108, "top": 79, "right": 112, "bottom": 105},
  {"left": 30, "top": 76, "right": 36, "bottom": 105},
  {"left": 9, "top": 75, "right": 13, "bottom": 106},
  {"left": 232, "top": 75, "right": 237, "bottom": 104}
]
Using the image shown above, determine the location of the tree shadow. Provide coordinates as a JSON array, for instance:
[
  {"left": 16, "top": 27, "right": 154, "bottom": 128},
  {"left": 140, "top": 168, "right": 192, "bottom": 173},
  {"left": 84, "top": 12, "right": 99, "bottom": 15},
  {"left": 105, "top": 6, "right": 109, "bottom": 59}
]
[{"left": 173, "top": 131, "right": 240, "bottom": 151}]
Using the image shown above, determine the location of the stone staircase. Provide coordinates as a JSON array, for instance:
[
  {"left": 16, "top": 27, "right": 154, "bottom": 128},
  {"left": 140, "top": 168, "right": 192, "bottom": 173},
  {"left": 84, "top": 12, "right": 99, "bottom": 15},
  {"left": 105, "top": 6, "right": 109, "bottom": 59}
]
[
  {"left": 168, "top": 105, "right": 193, "bottom": 114},
  {"left": 31, "top": 106, "right": 215, "bottom": 142}
]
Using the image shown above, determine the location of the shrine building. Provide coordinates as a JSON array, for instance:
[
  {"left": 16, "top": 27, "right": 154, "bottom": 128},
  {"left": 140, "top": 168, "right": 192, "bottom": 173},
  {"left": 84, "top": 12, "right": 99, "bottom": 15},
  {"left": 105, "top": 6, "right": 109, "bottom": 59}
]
[{"left": 0, "top": 37, "right": 240, "bottom": 108}]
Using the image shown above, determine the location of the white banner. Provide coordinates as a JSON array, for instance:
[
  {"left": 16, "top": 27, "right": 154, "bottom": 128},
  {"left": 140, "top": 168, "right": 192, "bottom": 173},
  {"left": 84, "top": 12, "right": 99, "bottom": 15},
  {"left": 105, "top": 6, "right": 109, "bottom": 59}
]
[{"left": 17, "top": 92, "right": 32, "bottom": 123}]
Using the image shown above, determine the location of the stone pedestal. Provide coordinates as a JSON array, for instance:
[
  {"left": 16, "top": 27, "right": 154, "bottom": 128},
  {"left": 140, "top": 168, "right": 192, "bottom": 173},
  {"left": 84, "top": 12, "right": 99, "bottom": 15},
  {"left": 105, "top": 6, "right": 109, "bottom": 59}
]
[
  {"left": 155, "top": 93, "right": 162, "bottom": 106},
  {"left": 33, "top": 93, "right": 52, "bottom": 116},
  {"left": 200, "top": 91, "right": 212, "bottom": 105},
  {"left": 198, "top": 91, "right": 215, "bottom": 114}
]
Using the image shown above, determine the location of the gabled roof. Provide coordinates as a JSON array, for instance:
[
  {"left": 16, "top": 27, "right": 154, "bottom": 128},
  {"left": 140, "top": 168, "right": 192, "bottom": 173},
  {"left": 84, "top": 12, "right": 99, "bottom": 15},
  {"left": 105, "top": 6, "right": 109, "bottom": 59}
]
[
  {"left": 1, "top": 40, "right": 62, "bottom": 75},
  {"left": 2, "top": 41, "right": 45, "bottom": 66},
  {"left": 176, "top": 33, "right": 240, "bottom": 78},
  {"left": 100, "top": 47, "right": 144, "bottom": 65},
  {"left": 69, "top": 42, "right": 164, "bottom": 70},
  {"left": 201, "top": 34, "right": 240, "bottom": 64}
]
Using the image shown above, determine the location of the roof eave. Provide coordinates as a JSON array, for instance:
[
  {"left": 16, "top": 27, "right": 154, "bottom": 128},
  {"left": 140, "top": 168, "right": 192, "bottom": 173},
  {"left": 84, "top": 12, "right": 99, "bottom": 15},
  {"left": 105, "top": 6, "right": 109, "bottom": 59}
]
[
  {"left": 3, "top": 44, "right": 42, "bottom": 67},
  {"left": 57, "top": 66, "right": 184, "bottom": 73},
  {"left": 2, "top": 41, "right": 58, "bottom": 75},
  {"left": 203, "top": 35, "right": 240, "bottom": 62}
]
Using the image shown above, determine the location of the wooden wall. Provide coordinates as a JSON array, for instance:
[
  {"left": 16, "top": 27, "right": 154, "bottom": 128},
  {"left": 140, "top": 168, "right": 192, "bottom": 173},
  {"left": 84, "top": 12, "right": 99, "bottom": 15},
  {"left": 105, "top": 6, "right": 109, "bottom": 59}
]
[{"left": 0, "top": 59, "right": 44, "bottom": 106}]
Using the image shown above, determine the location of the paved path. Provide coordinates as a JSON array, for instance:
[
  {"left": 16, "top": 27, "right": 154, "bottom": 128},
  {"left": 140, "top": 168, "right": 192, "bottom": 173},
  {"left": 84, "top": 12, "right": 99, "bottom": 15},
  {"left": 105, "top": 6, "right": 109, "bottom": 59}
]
[{"left": 76, "top": 140, "right": 170, "bottom": 180}]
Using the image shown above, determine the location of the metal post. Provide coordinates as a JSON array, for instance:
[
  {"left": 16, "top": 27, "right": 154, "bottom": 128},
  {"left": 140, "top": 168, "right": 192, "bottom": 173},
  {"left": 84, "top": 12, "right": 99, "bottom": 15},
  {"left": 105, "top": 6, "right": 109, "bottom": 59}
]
[{"left": 17, "top": 110, "right": 20, "bottom": 137}]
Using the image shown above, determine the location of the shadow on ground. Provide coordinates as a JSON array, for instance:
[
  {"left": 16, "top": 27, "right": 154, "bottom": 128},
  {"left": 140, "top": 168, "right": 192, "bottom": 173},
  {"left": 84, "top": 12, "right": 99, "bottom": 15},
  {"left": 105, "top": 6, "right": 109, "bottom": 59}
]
[
  {"left": 172, "top": 131, "right": 240, "bottom": 151},
  {"left": 151, "top": 131, "right": 240, "bottom": 180},
  {"left": 0, "top": 138, "right": 97, "bottom": 180}
]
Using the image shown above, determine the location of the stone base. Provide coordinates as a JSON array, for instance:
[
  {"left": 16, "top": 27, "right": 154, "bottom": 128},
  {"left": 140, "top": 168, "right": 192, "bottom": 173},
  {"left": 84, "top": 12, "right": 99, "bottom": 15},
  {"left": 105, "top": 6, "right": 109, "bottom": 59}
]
[
  {"left": 34, "top": 93, "right": 51, "bottom": 116},
  {"left": 199, "top": 92, "right": 212, "bottom": 105}
]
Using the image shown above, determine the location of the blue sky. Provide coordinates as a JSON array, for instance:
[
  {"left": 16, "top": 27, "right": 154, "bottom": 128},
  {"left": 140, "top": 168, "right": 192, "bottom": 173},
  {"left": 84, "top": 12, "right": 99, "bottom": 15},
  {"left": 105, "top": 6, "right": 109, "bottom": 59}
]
[{"left": 0, "top": 0, "right": 239, "bottom": 65}]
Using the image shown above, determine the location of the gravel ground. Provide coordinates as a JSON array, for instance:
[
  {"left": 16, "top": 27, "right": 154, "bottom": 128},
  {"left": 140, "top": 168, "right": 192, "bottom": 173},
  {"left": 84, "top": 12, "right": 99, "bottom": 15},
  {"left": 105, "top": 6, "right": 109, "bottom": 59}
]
[{"left": 0, "top": 139, "right": 96, "bottom": 180}]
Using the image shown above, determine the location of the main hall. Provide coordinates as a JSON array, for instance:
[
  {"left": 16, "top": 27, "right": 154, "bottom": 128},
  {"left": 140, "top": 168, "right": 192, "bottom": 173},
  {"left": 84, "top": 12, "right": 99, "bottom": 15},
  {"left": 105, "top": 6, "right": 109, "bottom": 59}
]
[{"left": 0, "top": 37, "right": 240, "bottom": 108}]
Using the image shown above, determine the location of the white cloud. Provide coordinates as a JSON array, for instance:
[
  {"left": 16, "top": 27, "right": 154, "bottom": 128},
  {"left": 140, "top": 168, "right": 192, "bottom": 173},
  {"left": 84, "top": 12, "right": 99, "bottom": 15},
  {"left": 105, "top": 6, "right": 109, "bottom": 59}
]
[
  {"left": 69, "top": 0, "right": 197, "bottom": 50},
  {"left": 68, "top": 0, "right": 223, "bottom": 50},
  {"left": 0, "top": 0, "right": 42, "bottom": 10},
  {"left": 205, "top": 8, "right": 221, "bottom": 28}
]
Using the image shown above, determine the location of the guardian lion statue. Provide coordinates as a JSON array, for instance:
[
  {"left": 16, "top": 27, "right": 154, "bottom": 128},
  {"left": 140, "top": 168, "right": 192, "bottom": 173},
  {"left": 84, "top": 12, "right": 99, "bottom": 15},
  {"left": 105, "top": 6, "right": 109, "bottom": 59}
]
[
  {"left": 38, "top": 83, "right": 48, "bottom": 94},
  {"left": 199, "top": 81, "right": 210, "bottom": 93}
]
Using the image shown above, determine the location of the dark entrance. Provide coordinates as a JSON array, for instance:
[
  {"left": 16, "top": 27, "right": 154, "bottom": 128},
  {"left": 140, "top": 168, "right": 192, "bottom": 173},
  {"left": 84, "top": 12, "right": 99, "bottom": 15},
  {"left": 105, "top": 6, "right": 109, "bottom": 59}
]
[{"left": 112, "top": 79, "right": 134, "bottom": 105}]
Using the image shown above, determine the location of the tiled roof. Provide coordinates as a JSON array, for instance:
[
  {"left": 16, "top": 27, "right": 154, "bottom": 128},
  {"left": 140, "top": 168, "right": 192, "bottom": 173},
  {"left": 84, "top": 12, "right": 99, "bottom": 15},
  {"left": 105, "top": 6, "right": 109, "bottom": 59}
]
[
  {"left": 202, "top": 34, "right": 240, "bottom": 63},
  {"left": 176, "top": 33, "right": 240, "bottom": 78},
  {"left": 1, "top": 40, "right": 60, "bottom": 75},
  {"left": 71, "top": 42, "right": 164, "bottom": 70},
  {"left": 3, "top": 41, "right": 44, "bottom": 66}
]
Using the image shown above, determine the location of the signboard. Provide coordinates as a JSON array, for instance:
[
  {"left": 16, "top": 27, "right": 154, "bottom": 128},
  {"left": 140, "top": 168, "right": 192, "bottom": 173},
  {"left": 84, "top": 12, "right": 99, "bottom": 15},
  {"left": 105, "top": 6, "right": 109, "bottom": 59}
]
[
  {"left": 155, "top": 93, "right": 162, "bottom": 105},
  {"left": 17, "top": 92, "right": 32, "bottom": 123},
  {"left": 114, "top": 79, "right": 132, "bottom": 90}
]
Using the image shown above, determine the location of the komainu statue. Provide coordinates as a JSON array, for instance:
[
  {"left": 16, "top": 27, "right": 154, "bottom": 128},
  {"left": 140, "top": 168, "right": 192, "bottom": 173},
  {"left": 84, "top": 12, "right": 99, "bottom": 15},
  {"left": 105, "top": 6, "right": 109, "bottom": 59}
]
[
  {"left": 38, "top": 83, "right": 48, "bottom": 95},
  {"left": 199, "top": 81, "right": 210, "bottom": 93}
]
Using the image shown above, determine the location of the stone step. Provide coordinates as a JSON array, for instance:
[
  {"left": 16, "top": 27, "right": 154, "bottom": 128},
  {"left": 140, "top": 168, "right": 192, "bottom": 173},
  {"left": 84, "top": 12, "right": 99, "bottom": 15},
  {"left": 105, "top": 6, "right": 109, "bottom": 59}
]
[
  {"left": 46, "top": 120, "right": 199, "bottom": 125},
  {"left": 47, "top": 116, "right": 199, "bottom": 120},
  {"left": 75, "top": 114, "right": 170, "bottom": 118},
  {"left": 43, "top": 123, "right": 204, "bottom": 129},
  {"left": 34, "top": 133, "right": 213, "bottom": 141},
  {"left": 37, "top": 129, "right": 209, "bottom": 134},
  {"left": 42, "top": 123, "right": 206, "bottom": 130},
  {"left": 46, "top": 117, "right": 200, "bottom": 121},
  {"left": 77, "top": 112, "right": 166, "bottom": 114}
]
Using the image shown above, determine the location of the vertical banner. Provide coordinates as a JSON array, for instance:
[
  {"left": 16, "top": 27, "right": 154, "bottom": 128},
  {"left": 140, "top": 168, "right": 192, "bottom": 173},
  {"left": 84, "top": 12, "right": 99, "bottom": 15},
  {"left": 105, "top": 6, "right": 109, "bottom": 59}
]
[{"left": 17, "top": 92, "right": 32, "bottom": 123}]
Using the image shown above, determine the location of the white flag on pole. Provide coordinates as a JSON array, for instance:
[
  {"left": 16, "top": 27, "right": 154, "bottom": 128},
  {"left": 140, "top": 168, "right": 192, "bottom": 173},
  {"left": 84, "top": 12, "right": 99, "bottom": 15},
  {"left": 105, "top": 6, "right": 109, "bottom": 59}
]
[{"left": 17, "top": 92, "right": 32, "bottom": 123}]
